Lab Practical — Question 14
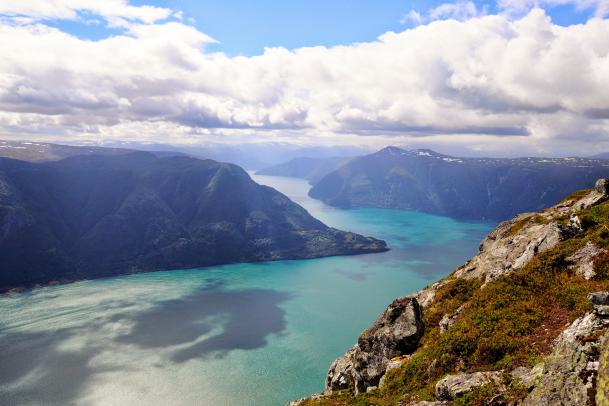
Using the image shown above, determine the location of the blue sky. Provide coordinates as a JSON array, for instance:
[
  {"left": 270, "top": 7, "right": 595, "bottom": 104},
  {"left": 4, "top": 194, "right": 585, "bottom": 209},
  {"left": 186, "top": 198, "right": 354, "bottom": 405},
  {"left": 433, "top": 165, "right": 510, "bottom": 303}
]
[{"left": 54, "top": 0, "right": 597, "bottom": 55}]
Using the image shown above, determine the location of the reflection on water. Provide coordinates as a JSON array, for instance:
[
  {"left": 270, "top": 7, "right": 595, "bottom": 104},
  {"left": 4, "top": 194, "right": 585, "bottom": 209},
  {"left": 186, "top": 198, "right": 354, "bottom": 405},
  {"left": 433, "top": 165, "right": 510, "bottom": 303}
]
[{"left": 0, "top": 174, "right": 494, "bottom": 406}]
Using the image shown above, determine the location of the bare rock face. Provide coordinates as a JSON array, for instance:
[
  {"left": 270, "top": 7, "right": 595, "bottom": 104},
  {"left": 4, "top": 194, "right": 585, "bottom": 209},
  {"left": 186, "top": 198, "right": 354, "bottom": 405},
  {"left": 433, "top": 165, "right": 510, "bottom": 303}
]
[
  {"left": 454, "top": 215, "right": 563, "bottom": 284},
  {"left": 325, "top": 297, "right": 424, "bottom": 394},
  {"left": 435, "top": 371, "right": 505, "bottom": 400},
  {"left": 326, "top": 347, "right": 359, "bottom": 392},
  {"left": 568, "top": 242, "right": 606, "bottom": 280}
]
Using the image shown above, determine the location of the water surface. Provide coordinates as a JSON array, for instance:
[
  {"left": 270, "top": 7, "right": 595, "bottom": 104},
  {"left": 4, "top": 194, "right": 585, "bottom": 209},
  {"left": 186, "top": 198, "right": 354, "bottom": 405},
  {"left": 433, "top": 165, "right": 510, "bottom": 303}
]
[{"left": 0, "top": 174, "right": 493, "bottom": 406}]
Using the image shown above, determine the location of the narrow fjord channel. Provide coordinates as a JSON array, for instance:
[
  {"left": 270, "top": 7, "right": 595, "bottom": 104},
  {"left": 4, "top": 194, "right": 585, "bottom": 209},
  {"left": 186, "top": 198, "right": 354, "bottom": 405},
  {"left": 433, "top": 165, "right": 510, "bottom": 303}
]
[{"left": 0, "top": 174, "right": 493, "bottom": 406}]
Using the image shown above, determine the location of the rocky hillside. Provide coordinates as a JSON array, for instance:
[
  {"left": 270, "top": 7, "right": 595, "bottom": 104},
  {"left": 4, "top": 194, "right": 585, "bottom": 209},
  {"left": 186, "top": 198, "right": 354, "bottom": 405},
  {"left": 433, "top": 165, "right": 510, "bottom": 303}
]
[
  {"left": 0, "top": 153, "right": 387, "bottom": 291},
  {"left": 293, "top": 179, "right": 609, "bottom": 406},
  {"left": 309, "top": 146, "right": 609, "bottom": 221}
]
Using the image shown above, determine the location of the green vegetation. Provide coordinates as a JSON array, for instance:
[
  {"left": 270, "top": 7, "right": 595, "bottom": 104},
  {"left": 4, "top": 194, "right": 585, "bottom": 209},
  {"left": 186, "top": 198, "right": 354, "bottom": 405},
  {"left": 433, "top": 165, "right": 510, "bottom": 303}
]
[{"left": 305, "top": 196, "right": 609, "bottom": 405}]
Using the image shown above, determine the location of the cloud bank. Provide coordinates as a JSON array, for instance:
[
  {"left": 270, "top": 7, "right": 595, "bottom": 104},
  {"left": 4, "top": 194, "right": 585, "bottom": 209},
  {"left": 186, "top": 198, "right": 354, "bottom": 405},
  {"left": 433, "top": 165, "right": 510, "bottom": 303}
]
[{"left": 0, "top": 2, "right": 608, "bottom": 155}]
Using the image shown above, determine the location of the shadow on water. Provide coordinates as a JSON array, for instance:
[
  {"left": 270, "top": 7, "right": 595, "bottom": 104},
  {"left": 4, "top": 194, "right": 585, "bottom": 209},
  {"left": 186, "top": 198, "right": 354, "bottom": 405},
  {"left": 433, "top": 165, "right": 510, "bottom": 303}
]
[
  {"left": 0, "top": 280, "right": 292, "bottom": 404},
  {"left": 0, "top": 330, "right": 119, "bottom": 405},
  {"left": 116, "top": 279, "right": 293, "bottom": 362}
]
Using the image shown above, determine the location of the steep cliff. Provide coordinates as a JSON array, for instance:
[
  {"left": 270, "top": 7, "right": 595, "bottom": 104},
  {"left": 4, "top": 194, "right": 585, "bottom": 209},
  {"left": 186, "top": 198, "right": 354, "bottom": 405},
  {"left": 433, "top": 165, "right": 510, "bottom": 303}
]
[{"left": 293, "top": 179, "right": 609, "bottom": 405}]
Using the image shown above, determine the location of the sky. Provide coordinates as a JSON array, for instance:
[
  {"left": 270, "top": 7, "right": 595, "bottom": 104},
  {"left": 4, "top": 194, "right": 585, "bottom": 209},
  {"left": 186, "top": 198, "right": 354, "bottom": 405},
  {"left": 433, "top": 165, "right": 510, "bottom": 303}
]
[{"left": 0, "top": 0, "right": 608, "bottom": 156}]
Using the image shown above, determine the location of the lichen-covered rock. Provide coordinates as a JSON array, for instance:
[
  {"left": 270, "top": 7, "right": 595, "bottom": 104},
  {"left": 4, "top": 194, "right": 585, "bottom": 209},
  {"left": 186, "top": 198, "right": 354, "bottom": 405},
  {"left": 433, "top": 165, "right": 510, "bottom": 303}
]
[
  {"left": 522, "top": 313, "right": 609, "bottom": 406},
  {"left": 326, "top": 346, "right": 359, "bottom": 392},
  {"left": 573, "top": 178, "right": 609, "bottom": 210},
  {"left": 439, "top": 305, "right": 464, "bottom": 334},
  {"left": 597, "top": 334, "right": 609, "bottom": 406},
  {"left": 511, "top": 364, "right": 544, "bottom": 390},
  {"left": 358, "top": 297, "right": 424, "bottom": 357},
  {"left": 568, "top": 243, "right": 606, "bottom": 280},
  {"left": 325, "top": 297, "right": 424, "bottom": 394},
  {"left": 435, "top": 371, "right": 505, "bottom": 400},
  {"left": 454, "top": 215, "right": 562, "bottom": 283},
  {"left": 590, "top": 292, "right": 609, "bottom": 317}
]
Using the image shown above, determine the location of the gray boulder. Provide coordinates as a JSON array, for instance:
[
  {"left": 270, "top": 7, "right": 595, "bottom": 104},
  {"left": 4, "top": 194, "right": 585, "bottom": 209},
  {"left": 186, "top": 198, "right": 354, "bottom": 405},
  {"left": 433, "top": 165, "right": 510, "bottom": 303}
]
[
  {"left": 522, "top": 312, "right": 609, "bottom": 406},
  {"left": 568, "top": 242, "right": 605, "bottom": 280},
  {"left": 589, "top": 292, "right": 609, "bottom": 317},
  {"left": 435, "top": 371, "right": 505, "bottom": 400},
  {"left": 325, "top": 297, "right": 424, "bottom": 394}
]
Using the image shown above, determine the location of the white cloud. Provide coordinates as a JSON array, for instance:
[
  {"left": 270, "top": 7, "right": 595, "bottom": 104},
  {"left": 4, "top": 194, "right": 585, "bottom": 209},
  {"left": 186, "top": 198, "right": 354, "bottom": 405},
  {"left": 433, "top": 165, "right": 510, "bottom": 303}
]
[
  {"left": 402, "top": 1, "right": 486, "bottom": 25},
  {"left": 0, "top": 5, "right": 609, "bottom": 155},
  {"left": 0, "top": 0, "right": 172, "bottom": 24},
  {"left": 498, "top": 0, "right": 609, "bottom": 17}
]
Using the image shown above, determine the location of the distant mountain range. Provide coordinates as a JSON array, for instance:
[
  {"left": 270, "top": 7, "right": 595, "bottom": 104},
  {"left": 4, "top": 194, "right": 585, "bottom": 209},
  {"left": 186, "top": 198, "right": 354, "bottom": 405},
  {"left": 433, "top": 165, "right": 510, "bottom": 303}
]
[
  {"left": 306, "top": 146, "right": 609, "bottom": 221},
  {"left": 0, "top": 139, "right": 373, "bottom": 170},
  {"left": 0, "top": 152, "right": 386, "bottom": 291},
  {"left": 256, "top": 156, "right": 353, "bottom": 184},
  {"left": 0, "top": 139, "right": 184, "bottom": 162}
]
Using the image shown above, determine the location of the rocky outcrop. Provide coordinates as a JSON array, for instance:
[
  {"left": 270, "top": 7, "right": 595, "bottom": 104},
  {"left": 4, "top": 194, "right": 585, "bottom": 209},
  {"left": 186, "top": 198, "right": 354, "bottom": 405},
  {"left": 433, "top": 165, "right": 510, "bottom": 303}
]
[
  {"left": 597, "top": 334, "right": 609, "bottom": 405},
  {"left": 511, "top": 364, "right": 544, "bottom": 390},
  {"left": 453, "top": 214, "right": 562, "bottom": 284},
  {"left": 522, "top": 294, "right": 609, "bottom": 406},
  {"left": 414, "top": 182, "right": 609, "bottom": 309},
  {"left": 325, "top": 297, "right": 424, "bottom": 394},
  {"left": 435, "top": 371, "right": 506, "bottom": 400},
  {"left": 439, "top": 305, "right": 464, "bottom": 334},
  {"left": 293, "top": 180, "right": 609, "bottom": 406},
  {"left": 568, "top": 242, "right": 606, "bottom": 280},
  {"left": 574, "top": 178, "right": 609, "bottom": 210}
]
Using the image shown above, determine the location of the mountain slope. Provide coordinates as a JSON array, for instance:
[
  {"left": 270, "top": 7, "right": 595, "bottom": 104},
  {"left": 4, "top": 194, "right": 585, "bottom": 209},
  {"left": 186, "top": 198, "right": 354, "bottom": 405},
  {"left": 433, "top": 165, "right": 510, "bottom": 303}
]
[
  {"left": 309, "top": 146, "right": 609, "bottom": 221},
  {"left": 256, "top": 156, "right": 353, "bottom": 184},
  {"left": 0, "top": 153, "right": 387, "bottom": 291},
  {"left": 293, "top": 179, "right": 609, "bottom": 406}
]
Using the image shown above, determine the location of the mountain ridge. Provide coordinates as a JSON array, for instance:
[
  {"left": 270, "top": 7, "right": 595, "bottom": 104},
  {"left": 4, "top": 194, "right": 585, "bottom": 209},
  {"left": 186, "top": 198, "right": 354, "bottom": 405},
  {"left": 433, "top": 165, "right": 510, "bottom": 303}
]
[
  {"left": 0, "top": 152, "right": 387, "bottom": 292},
  {"left": 309, "top": 146, "right": 609, "bottom": 221}
]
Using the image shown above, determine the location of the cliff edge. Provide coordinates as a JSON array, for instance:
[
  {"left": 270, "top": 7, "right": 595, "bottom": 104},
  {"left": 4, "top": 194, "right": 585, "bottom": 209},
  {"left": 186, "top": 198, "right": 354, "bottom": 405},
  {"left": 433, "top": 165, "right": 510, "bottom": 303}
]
[{"left": 292, "top": 179, "right": 609, "bottom": 406}]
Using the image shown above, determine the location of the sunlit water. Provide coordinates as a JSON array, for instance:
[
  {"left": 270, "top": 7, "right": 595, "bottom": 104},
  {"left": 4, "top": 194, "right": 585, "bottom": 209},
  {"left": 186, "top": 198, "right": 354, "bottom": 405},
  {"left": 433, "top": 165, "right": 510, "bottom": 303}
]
[{"left": 0, "top": 174, "right": 493, "bottom": 406}]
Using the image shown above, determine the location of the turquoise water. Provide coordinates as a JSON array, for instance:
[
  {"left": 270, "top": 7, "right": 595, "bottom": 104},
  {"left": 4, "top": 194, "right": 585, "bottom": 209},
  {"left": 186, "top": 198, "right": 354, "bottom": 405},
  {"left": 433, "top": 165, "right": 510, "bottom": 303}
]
[{"left": 0, "top": 174, "right": 493, "bottom": 406}]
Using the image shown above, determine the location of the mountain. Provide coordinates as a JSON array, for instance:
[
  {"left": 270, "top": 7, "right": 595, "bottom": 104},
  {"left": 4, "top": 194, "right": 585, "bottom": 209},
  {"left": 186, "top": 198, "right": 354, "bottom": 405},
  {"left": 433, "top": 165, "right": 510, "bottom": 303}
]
[
  {"left": 292, "top": 180, "right": 609, "bottom": 405},
  {"left": 0, "top": 139, "right": 184, "bottom": 162},
  {"left": 0, "top": 152, "right": 387, "bottom": 291},
  {"left": 256, "top": 156, "right": 354, "bottom": 184},
  {"left": 592, "top": 152, "right": 609, "bottom": 159},
  {"left": 99, "top": 140, "right": 373, "bottom": 170},
  {"left": 309, "top": 146, "right": 609, "bottom": 221}
]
